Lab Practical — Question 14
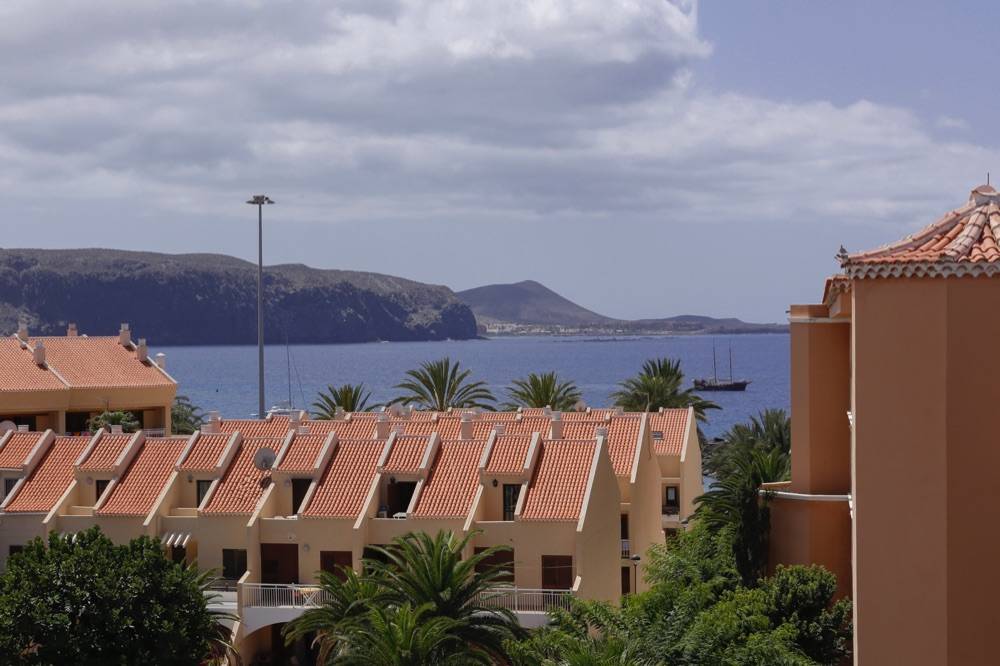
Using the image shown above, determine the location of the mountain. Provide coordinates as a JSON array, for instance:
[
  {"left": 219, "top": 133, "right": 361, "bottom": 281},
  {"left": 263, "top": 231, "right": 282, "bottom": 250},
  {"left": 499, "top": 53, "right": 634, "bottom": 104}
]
[
  {"left": 456, "top": 281, "right": 786, "bottom": 335},
  {"left": 0, "top": 249, "right": 477, "bottom": 345},
  {"left": 456, "top": 280, "right": 613, "bottom": 326}
]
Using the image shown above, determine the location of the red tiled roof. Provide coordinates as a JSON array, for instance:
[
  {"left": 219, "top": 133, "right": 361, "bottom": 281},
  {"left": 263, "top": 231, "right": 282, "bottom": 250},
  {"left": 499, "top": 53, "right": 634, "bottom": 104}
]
[
  {"left": 412, "top": 440, "right": 487, "bottom": 519},
  {"left": 484, "top": 434, "right": 533, "bottom": 475},
  {"left": 0, "top": 431, "right": 45, "bottom": 469},
  {"left": 79, "top": 433, "right": 133, "bottom": 472},
  {"left": 397, "top": 419, "right": 458, "bottom": 438},
  {"left": 0, "top": 339, "right": 67, "bottom": 392},
  {"left": 27, "top": 336, "right": 173, "bottom": 389},
  {"left": 520, "top": 408, "right": 548, "bottom": 416},
  {"left": 845, "top": 185, "right": 1000, "bottom": 275},
  {"left": 562, "top": 416, "right": 640, "bottom": 476},
  {"left": 5, "top": 436, "right": 89, "bottom": 513},
  {"left": 98, "top": 437, "right": 187, "bottom": 516},
  {"left": 303, "top": 416, "right": 377, "bottom": 440},
  {"left": 219, "top": 416, "right": 290, "bottom": 438},
  {"left": 505, "top": 416, "right": 551, "bottom": 435},
  {"left": 521, "top": 440, "right": 595, "bottom": 521},
  {"left": 179, "top": 433, "right": 231, "bottom": 471},
  {"left": 201, "top": 437, "right": 280, "bottom": 515},
  {"left": 479, "top": 411, "right": 522, "bottom": 422},
  {"left": 302, "top": 439, "right": 384, "bottom": 518},
  {"left": 381, "top": 435, "right": 429, "bottom": 473},
  {"left": 277, "top": 434, "right": 327, "bottom": 472},
  {"left": 648, "top": 410, "right": 689, "bottom": 457}
]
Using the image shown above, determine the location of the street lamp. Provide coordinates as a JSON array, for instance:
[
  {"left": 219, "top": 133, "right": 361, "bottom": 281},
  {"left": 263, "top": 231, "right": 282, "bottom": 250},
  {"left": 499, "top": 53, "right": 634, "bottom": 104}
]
[
  {"left": 630, "top": 554, "right": 641, "bottom": 595},
  {"left": 246, "top": 194, "right": 274, "bottom": 420}
]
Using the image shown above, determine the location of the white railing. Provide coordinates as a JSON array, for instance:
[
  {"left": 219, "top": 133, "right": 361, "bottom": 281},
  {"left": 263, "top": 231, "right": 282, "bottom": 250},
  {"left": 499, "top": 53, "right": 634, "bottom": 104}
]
[
  {"left": 241, "top": 583, "right": 331, "bottom": 609},
  {"left": 476, "top": 587, "right": 573, "bottom": 613},
  {"left": 620, "top": 538, "right": 631, "bottom": 558},
  {"left": 144, "top": 428, "right": 167, "bottom": 438}
]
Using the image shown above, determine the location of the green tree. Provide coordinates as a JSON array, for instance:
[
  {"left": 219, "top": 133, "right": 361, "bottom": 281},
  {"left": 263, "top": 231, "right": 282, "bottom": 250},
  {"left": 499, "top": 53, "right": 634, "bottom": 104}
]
[
  {"left": 171, "top": 394, "right": 204, "bottom": 435},
  {"left": 87, "top": 410, "right": 140, "bottom": 433},
  {"left": 503, "top": 371, "right": 582, "bottom": 411},
  {"left": 312, "top": 383, "right": 378, "bottom": 418},
  {"left": 610, "top": 358, "right": 718, "bottom": 420},
  {"left": 703, "top": 408, "right": 791, "bottom": 479},
  {"left": 336, "top": 604, "right": 485, "bottom": 665},
  {"left": 390, "top": 358, "right": 495, "bottom": 411},
  {"left": 0, "top": 527, "right": 227, "bottom": 665}
]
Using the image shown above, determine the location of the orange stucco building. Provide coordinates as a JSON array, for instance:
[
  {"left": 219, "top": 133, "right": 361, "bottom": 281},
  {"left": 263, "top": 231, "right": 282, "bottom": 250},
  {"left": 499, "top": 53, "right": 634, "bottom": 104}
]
[{"left": 771, "top": 183, "right": 1000, "bottom": 665}]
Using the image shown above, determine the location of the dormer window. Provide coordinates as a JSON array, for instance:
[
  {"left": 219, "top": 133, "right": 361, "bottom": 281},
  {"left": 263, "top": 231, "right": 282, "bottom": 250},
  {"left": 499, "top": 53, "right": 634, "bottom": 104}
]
[
  {"left": 95, "top": 479, "right": 110, "bottom": 503},
  {"left": 2, "top": 478, "right": 17, "bottom": 499},
  {"left": 196, "top": 480, "right": 212, "bottom": 506}
]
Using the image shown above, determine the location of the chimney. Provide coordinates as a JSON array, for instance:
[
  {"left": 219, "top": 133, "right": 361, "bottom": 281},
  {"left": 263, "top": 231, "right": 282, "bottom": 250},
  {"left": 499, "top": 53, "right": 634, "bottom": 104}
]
[
  {"left": 16, "top": 424, "right": 29, "bottom": 432},
  {"left": 32, "top": 340, "right": 46, "bottom": 366},
  {"left": 110, "top": 424, "right": 124, "bottom": 435},
  {"left": 16, "top": 320, "right": 28, "bottom": 342},
  {"left": 290, "top": 411, "right": 301, "bottom": 431},
  {"left": 334, "top": 406, "right": 345, "bottom": 420},
  {"left": 550, "top": 411, "right": 563, "bottom": 439},
  {"left": 136, "top": 338, "right": 148, "bottom": 363},
  {"left": 203, "top": 411, "right": 221, "bottom": 434},
  {"left": 119, "top": 323, "right": 131, "bottom": 346},
  {"left": 66, "top": 322, "right": 78, "bottom": 337},
  {"left": 154, "top": 353, "right": 167, "bottom": 370},
  {"left": 460, "top": 413, "right": 474, "bottom": 440},
  {"left": 376, "top": 413, "right": 391, "bottom": 439}
]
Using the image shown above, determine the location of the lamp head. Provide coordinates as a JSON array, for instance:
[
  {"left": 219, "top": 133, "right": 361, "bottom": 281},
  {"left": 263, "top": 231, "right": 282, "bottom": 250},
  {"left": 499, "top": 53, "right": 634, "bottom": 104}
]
[{"left": 246, "top": 195, "right": 275, "bottom": 205}]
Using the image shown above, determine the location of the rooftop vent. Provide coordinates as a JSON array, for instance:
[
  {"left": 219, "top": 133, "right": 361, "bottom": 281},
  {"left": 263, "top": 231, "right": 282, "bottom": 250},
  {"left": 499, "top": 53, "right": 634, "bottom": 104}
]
[
  {"left": 493, "top": 423, "right": 506, "bottom": 436},
  {"left": 203, "top": 411, "right": 221, "bottom": 434},
  {"left": 376, "top": 412, "right": 391, "bottom": 439},
  {"left": 17, "top": 424, "right": 29, "bottom": 432},
  {"left": 32, "top": 340, "right": 46, "bottom": 366},
  {"left": 16, "top": 320, "right": 28, "bottom": 342},
  {"left": 136, "top": 338, "right": 148, "bottom": 363},
  {"left": 66, "top": 322, "right": 78, "bottom": 337},
  {"left": 154, "top": 352, "right": 167, "bottom": 370},
  {"left": 119, "top": 323, "right": 131, "bottom": 346},
  {"left": 460, "top": 412, "right": 474, "bottom": 440},
  {"left": 550, "top": 411, "right": 563, "bottom": 439},
  {"left": 110, "top": 424, "right": 124, "bottom": 435}
]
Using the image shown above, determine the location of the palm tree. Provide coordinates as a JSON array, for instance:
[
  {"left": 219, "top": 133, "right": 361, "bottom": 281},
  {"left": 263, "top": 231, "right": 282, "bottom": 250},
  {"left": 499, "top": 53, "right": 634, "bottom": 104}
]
[
  {"left": 366, "top": 531, "right": 524, "bottom": 661},
  {"left": 703, "top": 408, "right": 791, "bottom": 479},
  {"left": 312, "top": 383, "right": 378, "bottom": 418},
  {"left": 610, "top": 358, "right": 719, "bottom": 421},
  {"left": 335, "top": 604, "right": 487, "bottom": 665},
  {"left": 196, "top": 569, "right": 242, "bottom": 665},
  {"left": 503, "top": 371, "right": 582, "bottom": 411},
  {"left": 283, "top": 568, "right": 384, "bottom": 663},
  {"left": 171, "top": 395, "right": 204, "bottom": 435},
  {"left": 390, "top": 358, "right": 495, "bottom": 411}
]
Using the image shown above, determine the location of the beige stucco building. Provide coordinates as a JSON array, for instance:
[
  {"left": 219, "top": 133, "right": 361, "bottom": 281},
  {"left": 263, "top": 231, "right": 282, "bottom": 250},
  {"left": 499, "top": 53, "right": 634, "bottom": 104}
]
[
  {"left": 0, "top": 322, "right": 176, "bottom": 435},
  {"left": 0, "top": 404, "right": 700, "bottom": 662},
  {"left": 770, "top": 183, "right": 1000, "bottom": 665}
]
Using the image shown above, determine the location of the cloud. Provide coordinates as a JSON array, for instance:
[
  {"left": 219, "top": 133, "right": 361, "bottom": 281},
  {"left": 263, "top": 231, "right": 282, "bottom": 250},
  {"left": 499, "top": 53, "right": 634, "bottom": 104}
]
[{"left": 0, "top": 0, "right": 998, "bottom": 320}]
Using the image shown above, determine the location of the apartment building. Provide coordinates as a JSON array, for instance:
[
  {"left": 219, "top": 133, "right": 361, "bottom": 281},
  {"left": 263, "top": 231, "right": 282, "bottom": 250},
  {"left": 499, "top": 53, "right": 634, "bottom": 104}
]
[
  {"left": 0, "top": 322, "right": 176, "bottom": 435},
  {"left": 771, "top": 183, "right": 1000, "bottom": 665},
  {"left": 0, "top": 405, "right": 701, "bottom": 662}
]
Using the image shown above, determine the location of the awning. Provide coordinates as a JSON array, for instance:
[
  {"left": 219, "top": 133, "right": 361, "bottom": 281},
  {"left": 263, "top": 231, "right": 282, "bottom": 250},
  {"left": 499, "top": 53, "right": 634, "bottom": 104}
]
[{"left": 161, "top": 532, "right": 192, "bottom": 548}]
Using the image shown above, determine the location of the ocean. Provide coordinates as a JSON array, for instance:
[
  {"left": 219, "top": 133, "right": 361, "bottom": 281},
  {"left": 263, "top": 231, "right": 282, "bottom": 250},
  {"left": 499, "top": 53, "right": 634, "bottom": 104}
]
[{"left": 156, "top": 334, "right": 789, "bottom": 440}]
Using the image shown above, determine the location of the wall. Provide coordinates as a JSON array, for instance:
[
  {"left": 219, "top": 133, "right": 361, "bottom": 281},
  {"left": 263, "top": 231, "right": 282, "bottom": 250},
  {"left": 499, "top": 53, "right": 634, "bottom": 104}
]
[
  {"left": 679, "top": 411, "right": 702, "bottom": 521},
  {"left": 575, "top": 445, "right": 622, "bottom": 602}
]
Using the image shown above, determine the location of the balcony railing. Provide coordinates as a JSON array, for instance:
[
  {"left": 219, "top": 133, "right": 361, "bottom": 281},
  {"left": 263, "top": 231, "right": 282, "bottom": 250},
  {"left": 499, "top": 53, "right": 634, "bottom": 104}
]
[
  {"left": 662, "top": 504, "right": 680, "bottom": 517},
  {"left": 620, "top": 538, "right": 631, "bottom": 558},
  {"left": 475, "top": 587, "right": 573, "bottom": 614},
  {"left": 241, "top": 583, "right": 331, "bottom": 609},
  {"left": 144, "top": 428, "right": 167, "bottom": 438}
]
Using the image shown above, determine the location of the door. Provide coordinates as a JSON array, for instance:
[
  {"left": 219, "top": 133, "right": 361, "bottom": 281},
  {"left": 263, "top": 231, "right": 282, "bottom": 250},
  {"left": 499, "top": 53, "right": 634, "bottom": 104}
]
[
  {"left": 261, "top": 543, "right": 299, "bottom": 584},
  {"left": 541, "top": 555, "right": 573, "bottom": 590},
  {"left": 320, "top": 551, "right": 353, "bottom": 581}
]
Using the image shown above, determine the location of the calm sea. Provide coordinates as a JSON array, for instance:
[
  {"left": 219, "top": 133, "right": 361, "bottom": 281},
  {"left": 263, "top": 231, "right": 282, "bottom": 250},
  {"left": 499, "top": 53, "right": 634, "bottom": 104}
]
[{"left": 156, "top": 334, "right": 789, "bottom": 440}]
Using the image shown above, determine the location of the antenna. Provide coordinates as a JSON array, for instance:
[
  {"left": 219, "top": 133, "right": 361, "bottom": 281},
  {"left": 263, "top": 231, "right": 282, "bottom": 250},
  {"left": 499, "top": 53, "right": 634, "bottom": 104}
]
[{"left": 253, "top": 447, "right": 277, "bottom": 471}]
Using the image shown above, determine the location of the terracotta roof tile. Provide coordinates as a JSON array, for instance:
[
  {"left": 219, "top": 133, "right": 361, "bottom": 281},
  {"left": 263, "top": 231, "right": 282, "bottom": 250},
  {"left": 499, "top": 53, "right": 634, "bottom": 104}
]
[
  {"left": 79, "top": 433, "right": 133, "bottom": 472},
  {"left": 381, "top": 435, "right": 429, "bottom": 473},
  {"left": 277, "top": 434, "right": 327, "bottom": 472},
  {"left": 484, "top": 434, "right": 533, "bottom": 475},
  {"left": 201, "top": 438, "right": 280, "bottom": 515},
  {"left": 0, "top": 339, "right": 66, "bottom": 392},
  {"left": 303, "top": 416, "right": 377, "bottom": 440},
  {"left": 412, "top": 440, "right": 487, "bottom": 519},
  {"left": 505, "top": 416, "right": 552, "bottom": 435},
  {"left": 519, "top": 408, "right": 548, "bottom": 416},
  {"left": 98, "top": 437, "right": 187, "bottom": 516},
  {"left": 27, "top": 336, "right": 173, "bottom": 389},
  {"left": 179, "top": 433, "right": 231, "bottom": 471},
  {"left": 0, "top": 431, "right": 45, "bottom": 469},
  {"left": 5, "top": 436, "right": 89, "bottom": 513},
  {"left": 302, "top": 439, "right": 384, "bottom": 518},
  {"left": 397, "top": 419, "right": 458, "bottom": 438},
  {"left": 520, "top": 440, "right": 595, "bottom": 521},
  {"left": 220, "top": 417, "right": 290, "bottom": 438},
  {"left": 648, "top": 410, "right": 689, "bottom": 456},
  {"left": 561, "top": 415, "right": 640, "bottom": 476}
]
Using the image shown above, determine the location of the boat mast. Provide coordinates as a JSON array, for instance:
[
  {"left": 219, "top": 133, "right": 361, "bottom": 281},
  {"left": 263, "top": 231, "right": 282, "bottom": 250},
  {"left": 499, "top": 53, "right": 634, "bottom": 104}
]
[
  {"left": 712, "top": 342, "right": 718, "bottom": 382},
  {"left": 729, "top": 343, "right": 734, "bottom": 381}
]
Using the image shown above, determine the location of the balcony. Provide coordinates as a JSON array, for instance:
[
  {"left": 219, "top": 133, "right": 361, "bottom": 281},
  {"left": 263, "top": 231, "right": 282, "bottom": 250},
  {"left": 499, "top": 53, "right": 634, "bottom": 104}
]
[
  {"left": 240, "top": 583, "right": 331, "bottom": 634},
  {"left": 475, "top": 587, "right": 573, "bottom": 628},
  {"left": 620, "top": 539, "right": 631, "bottom": 558},
  {"left": 661, "top": 504, "right": 680, "bottom": 517}
]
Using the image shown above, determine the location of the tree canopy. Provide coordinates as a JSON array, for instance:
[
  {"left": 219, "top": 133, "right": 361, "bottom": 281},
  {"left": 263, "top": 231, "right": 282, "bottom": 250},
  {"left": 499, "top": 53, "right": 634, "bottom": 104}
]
[
  {"left": 390, "top": 358, "right": 496, "bottom": 411},
  {"left": 313, "top": 383, "right": 378, "bottom": 417},
  {"left": 171, "top": 394, "right": 204, "bottom": 435},
  {"left": 0, "top": 527, "right": 227, "bottom": 665},
  {"left": 503, "top": 371, "right": 582, "bottom": 411},
  {"left": 610, "top": 357, "right": 719, "bottom": 420},
  {"left": 87, "top": 410, "right": 140, "bottom": 433}
]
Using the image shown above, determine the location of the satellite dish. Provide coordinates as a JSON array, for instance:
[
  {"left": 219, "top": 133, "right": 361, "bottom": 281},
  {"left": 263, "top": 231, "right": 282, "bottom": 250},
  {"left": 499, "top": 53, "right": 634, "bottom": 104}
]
[
  {"left": 253, "top": 447, "right": 277, "bottom": 471},
  {"left": 0, "top": 421, "right": 15, "bottom": 433}
]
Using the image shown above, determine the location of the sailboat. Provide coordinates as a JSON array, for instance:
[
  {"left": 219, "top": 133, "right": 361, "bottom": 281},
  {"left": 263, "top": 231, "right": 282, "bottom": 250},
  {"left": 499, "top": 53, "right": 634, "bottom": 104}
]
[{"left": 693, "top": 342, "right": 751, "bottom": 392}]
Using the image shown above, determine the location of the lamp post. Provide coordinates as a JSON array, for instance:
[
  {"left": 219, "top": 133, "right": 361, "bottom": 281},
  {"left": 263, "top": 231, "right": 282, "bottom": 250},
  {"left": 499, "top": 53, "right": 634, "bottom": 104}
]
[
  {"left": 246, "top": 195, "right": 274, "bottom": 420},
  {"left": 630, "top": 554, "right": 641, "bottom": 595}
]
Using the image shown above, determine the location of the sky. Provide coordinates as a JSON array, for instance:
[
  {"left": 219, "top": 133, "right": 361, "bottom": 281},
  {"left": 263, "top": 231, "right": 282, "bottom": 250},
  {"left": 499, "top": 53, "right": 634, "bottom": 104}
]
[{"left": 1, "top": 0, "right": 998, "bottom": 323}]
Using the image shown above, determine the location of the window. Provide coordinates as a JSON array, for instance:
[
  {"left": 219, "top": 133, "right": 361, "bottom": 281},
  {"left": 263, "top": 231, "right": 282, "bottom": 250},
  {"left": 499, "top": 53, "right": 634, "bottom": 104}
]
[
  {"left": 95, "top": 479, "right": 110, "bottom": 503},
  {"left": 172, "top": 545, "right": 186, "bottom": 565},
  {"left": 664, "top": 486, "right": 679, "bottom": 514},
  {"left": 386, "top": 480, "right": 416, "bottom": 516},
  {"left": 3, "top": 478, "right": 18, "bottom": 499},
  {"left": 196, "top": 480, "right": 212, "bottom": 506},
  {"left": 222, "top": 548, "right": 247, "bottom": 580},
  {"left": 502, "top": 484, "right": 520, "bottom": 521},
  {"left": 65, "top": 412, "right": 90, "bottom": 434},
  {"left": 292, "top": 478, "right": 311, "bottom": 514},
  {"left": 475, "top": 547, "right": 514, "bottom": 582},
  {"left": 620, "top": 514, "right": 629, "bottom": 539},
  {"left": 621, "top": 566, "right": 631, "bottom": 595},
  {"left": 541, "top": 555, "right": 573, "bottom": 590},
  {"left": 320, "top": 551, "right": 353, "bottom": 581}
]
